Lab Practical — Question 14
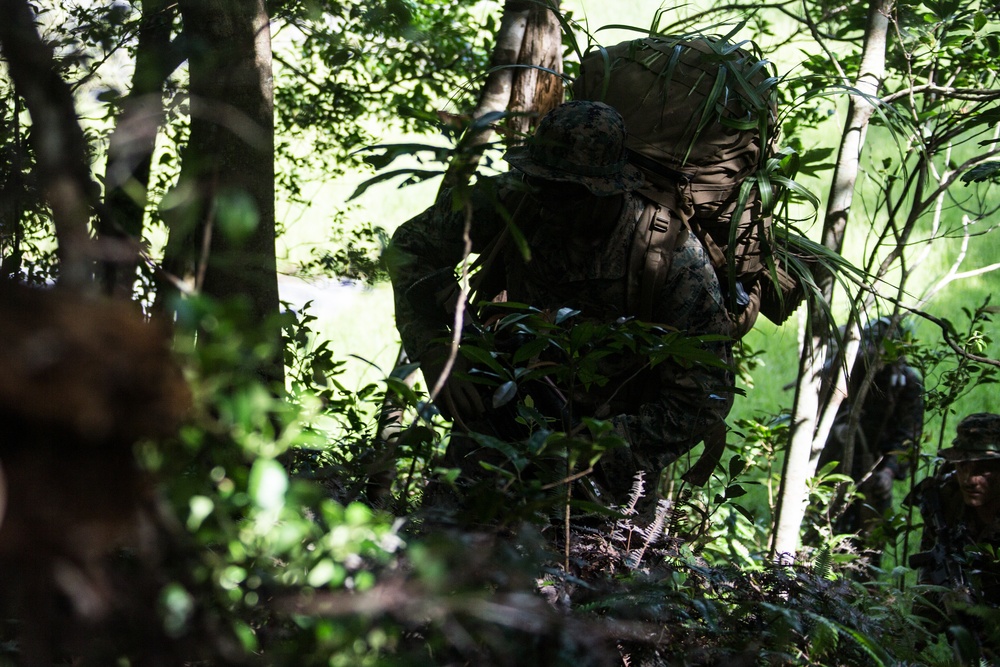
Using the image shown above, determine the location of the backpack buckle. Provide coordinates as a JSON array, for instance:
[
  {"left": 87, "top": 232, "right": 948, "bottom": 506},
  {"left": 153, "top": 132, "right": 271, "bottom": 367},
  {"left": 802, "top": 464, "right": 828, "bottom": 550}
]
[{"left": 651, "top": 211, "right": 672, "bottom": 234}]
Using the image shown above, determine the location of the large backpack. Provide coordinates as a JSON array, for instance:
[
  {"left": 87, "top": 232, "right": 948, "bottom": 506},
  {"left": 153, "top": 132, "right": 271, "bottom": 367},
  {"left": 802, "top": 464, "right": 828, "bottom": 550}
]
[{"left": 573, "top": 35, "right": 802, "bottom": 336}]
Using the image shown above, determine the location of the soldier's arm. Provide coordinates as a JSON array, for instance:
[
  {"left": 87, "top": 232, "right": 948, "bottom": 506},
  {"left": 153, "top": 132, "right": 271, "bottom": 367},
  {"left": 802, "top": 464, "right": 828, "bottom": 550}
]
[{"left": 386, "top": 179, "right": 509, "bottom": 361}]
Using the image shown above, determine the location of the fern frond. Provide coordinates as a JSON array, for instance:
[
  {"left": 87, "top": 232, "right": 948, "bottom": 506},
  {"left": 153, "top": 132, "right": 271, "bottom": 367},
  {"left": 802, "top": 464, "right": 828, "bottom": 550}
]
[
  {"left": 813, "top": 545, "right": 833, "bottom": 581},
  {"left": 621, "top": 470, "right": 646, "bottom": 516}
]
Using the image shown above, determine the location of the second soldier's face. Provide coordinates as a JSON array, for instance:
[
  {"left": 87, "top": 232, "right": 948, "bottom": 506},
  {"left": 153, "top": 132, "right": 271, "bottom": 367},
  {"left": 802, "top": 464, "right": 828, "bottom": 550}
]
[{"left": 955, "top": 458, "right": 1000, "bottom": 507}]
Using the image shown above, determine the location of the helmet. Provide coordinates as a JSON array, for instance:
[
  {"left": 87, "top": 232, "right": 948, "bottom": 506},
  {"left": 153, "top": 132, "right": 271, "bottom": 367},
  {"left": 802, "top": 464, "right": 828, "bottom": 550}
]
[
  {"left": 503, "top": 100, "right": 645, "bottom": 196},
  {"left": 938, "top": 413, "right": 1000, "bottom": 462},
  {"left": 862, "top": 317, "right": 894, "bottom": 346}
]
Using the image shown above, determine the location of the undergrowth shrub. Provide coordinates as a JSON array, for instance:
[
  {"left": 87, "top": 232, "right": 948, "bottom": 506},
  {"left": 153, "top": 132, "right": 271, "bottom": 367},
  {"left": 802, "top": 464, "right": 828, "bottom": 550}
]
[{"left": 96, "top": 295, "right": 997, "bottom": 666}]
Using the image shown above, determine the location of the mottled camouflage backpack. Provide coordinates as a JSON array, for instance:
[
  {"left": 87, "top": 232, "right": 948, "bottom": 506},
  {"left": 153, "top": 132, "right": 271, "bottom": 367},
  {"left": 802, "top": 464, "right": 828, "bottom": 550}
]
[{"left": 573, "top": 35, "right": 802, "bottom": 336}]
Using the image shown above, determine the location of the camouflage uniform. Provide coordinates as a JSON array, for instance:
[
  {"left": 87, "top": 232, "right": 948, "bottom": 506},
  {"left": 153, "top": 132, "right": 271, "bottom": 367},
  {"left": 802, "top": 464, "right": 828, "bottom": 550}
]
[
  {"left": 907, "top": 413, "right": 1000, "bottom": 656},
  {"left": 387, "top": 101, "right": 733, "bottom": 487}
]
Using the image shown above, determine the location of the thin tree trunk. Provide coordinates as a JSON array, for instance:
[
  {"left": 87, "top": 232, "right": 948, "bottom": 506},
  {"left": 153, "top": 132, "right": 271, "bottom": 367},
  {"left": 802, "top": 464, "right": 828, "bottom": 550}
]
[
  {"left": 441, "top": 0, "right": 562, "bottom": 189},
  {"left": 98, "top": 0, "right": 179, "bottom": 298},
  {"left": 772, "top": 0, "right": 891, "bottom": 560},
  {"left": 439, "top": 1, "right": 529, "bottom": 190},
  {"left": 0, "top": 0, "right": 97, "bottom": 289},
  {"left": 506, "top": 1, "right": 564, "bottom": 140}
]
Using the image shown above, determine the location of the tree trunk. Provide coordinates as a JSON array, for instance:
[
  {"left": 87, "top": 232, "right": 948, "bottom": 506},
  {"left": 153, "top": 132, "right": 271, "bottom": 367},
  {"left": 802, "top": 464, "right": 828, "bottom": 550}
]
[
  {"left": 0, "top": 0, "right": 97, "bottom": 289},
  {"left": 441, "top": 0, "right": 562, "bottom": 189},
  {"left": 98, "top": 0, "right": 179, "bottom": 298},
  {"left": 506, "top": 1, "right": 564, "bottom": 141},
  {"left": 166, "top": 0, "right": 281, "bottom": 385},
  {"left": 771, "top": 0, "right": 891, "bottom": 560}
]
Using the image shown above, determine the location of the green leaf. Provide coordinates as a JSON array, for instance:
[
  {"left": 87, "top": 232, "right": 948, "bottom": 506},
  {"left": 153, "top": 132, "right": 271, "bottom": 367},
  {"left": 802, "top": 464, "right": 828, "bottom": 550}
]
[
  {"left": 806, "top": 612, "right": 840, "bottom": 658},
  {"left": 724, "top": 483, "right": 747, "bottom": 499},
  {"left": 390, "top": 362, "right": 421, "bottom": 380},
  {"left": 470, "top": 433, "right": 527, "bottom": 470},
  {"left": 358, "top": 142, "right": 451, "bottom": 170},
  {"left": 397, "top": 425, "right": 436, "bottom": 448},
  {"left": 731, "top": 503, "right": 755, "bottom": 523},
  {"left": 554, "top": 307, "right": 581, "bottom": 325},
  {"left": 769, "top": 174, "right": 821, "bottom": 208},
  {"left": 961, "top": 161, "right": 1000, "bottom": 185},
  {"left": 728, "top": 454, "right": 748, "bottom": 479},
  {"left": 350, "top": 168, "right": 443, "bottom": 200},
  {"left": 385, "top": 376, "right": 421, "bottom": 407},
  {"left": 187, "top": 495, "right": 214, "bottom": 531},
  {"left": 974, "top": 11, "right": 988, "bottom": 32},
  {"left": 492, "top": 380, "right": 518, "bottom": 408},
  {"left": 308, "top": 559, "right": 341, "bottom": 587},
  {"left": 833, "top": 622, "right": 889, "bottom": 666},
  {"left": 513, "top": 337, "right": 550, "bottom": 364},
  {"left": 248, "top": 458, "right": 289, "bottom": 511},
  {"left": 96, "top": 87, "right": 121, "bottom": 103},
  {"left": 232, "top": 620, "right": 259, "bottom": 653},
  {"left": 460, "top": 345, "right": 505, "bottom": 375}
]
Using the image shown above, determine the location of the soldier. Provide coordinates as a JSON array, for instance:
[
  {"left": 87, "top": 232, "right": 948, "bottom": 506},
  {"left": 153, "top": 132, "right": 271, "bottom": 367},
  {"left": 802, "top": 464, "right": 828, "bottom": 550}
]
[
  {"left": 386, "top": 100, "right": 734, "bottom": 505},
  {"left": 819, "top": 318, "right": 925, "bottom": 551},
  {"left": 908, "top": 413, "right": 1000, "bottom": 656}
]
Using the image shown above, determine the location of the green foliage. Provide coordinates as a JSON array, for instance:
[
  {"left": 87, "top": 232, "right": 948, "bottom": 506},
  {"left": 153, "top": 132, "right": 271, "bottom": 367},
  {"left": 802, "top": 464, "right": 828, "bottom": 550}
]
[
  {"left": 4, "top": 0, "right": 1000, "bottom": 664},
  {"left": 137, "top": 294, "right": 405, "bottom": 665},
  {"left": 0, "top": 79, "right": 53, "bottom": 284},
  {"left": 384, "top": 303, "right": 726, "bottom": 525},
  {"left": 298, "top": 217, "right": 391, "bottom": 284},
  {"left": 908, "top": 299, "right": 999, "bottom": 441},
  {"left": 270, "top": 0, "right": 492, "bottom": 193}
]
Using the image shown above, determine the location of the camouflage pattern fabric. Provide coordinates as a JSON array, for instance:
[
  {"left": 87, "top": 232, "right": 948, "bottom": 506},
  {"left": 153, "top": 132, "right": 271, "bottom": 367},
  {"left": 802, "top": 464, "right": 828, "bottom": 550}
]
[
  {"left": 818, "top": 347, "right": 924, "bottom": 552},
  {"left": 387, "top": 171, "right": 733, "bottom": 471},
  {"left": 820, "top": 360, "right": 924, "bottom": 483},
  {"left": 910, "top": 471, "right": 1000, "bottom": 605},
  {"left": 503, "top": 99, "right": 644, "bottom": 196},
  {"left": 940, "top": 412, "right": 1000, "bottom": 461}
]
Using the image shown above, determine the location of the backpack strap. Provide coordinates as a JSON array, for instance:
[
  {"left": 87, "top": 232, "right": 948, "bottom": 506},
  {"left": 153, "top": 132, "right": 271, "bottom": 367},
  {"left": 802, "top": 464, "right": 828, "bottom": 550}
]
[{"left": 627, "top": 199, "right": 687, "bottom": 322}]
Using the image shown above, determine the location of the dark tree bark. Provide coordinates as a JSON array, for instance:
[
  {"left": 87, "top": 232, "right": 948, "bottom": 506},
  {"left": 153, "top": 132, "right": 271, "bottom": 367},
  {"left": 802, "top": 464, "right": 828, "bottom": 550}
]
[
  {"left": 165, "top": 0, "right": 281, "bottom": 385},
  {"left": 98, "top": 0, "right": 180, "bottom": 298},
  {"left": 0, "top": 0, "right": 98, "bottom": 289}
]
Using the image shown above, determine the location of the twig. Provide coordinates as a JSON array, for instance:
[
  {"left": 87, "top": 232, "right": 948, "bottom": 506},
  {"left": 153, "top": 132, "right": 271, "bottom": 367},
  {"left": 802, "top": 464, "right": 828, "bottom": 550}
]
[
  {"left": 540, "top": 466, "right": 594, "bottom": 491},
  {"left": 904, "top": 305, "right": 1000, "bottom": 369}
]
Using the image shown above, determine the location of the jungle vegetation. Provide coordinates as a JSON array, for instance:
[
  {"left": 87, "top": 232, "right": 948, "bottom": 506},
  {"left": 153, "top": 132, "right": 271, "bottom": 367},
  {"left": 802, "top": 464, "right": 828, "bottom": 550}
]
[{"left": 0, "top": 0, "right": 998, "bottom": 664}]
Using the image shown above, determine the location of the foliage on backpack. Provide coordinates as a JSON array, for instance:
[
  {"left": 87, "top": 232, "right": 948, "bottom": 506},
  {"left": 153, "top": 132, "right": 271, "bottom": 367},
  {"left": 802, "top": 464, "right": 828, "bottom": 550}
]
[{"left": 573, "top": 31, "right": 806, "bottom": 335}]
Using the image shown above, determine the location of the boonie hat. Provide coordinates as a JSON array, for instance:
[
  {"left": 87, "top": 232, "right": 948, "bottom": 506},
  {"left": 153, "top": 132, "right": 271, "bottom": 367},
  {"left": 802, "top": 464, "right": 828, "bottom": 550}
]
[
  {"left": 938, "top": 413, "right": 1000, "bottom": 462},
  {"left": 503, "top": 100, "right": 645, "bottom": 197}
]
